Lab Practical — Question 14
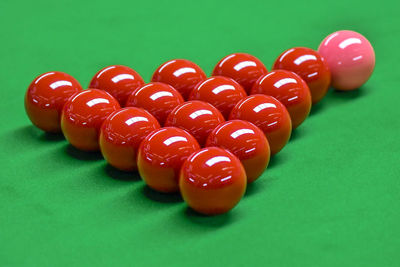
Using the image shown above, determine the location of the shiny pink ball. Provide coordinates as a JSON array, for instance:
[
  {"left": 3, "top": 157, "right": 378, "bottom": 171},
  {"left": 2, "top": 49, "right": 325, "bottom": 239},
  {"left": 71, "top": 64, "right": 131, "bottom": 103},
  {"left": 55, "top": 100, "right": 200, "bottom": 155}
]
[{"left": 318, "top": 30, "right": 375, "bottom": 91}]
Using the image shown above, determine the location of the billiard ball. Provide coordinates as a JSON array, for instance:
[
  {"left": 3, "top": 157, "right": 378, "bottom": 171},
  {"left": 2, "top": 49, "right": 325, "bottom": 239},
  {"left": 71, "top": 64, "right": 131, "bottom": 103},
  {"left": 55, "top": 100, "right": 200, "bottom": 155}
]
[
  {"left": 205, "top": 120, "right": 270, "bottom": 183},
  {"left": 189, "top": 76, "right": 247, "bottom": 119},
  {"left": 125, "top": 82, "right": 184, "bottom": 125},
  {"left": 99, "top": 107, "right": 160, "bottom": 171},
  {"left": 61, "top": 89, "right": 120, "bottom": 151},
  {"left": 212, "top": 53, "right": 268, "bottom": 93},
  {"left": 180, "top": 147, "right": 247, "bottom": 215},
  {"left": 25, "top": 71, "right": 82, "bottom": 133},
  {"left": 151, "top": 59, "right": 206, "bottom": 100},
  {"left": 318, "top": 30, "right": 375, "bottom": 91},
  {"left": 164, "top": 100, "right": 225, "bottom": 146},
  {"left": 229, "top": 94, "right": 291, "bottom": 155},
  {"left": 272, "top": 47, "right": 331, "bottom": 104},
  {"left": 137, "top": 127, "right": 200, "bottom": 193},
  {"left": 251, "top": 70, "right": 312, "bottom": 129},
  {"left": 89, "top": 65, "right": 144, "bottom": 106}
]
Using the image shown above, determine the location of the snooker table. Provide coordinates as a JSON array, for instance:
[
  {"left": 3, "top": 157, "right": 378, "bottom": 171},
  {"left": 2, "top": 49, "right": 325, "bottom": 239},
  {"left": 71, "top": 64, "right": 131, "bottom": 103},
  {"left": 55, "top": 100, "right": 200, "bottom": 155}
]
[{"left": 1, "top": 0, "right": 399, "bottom": 266}]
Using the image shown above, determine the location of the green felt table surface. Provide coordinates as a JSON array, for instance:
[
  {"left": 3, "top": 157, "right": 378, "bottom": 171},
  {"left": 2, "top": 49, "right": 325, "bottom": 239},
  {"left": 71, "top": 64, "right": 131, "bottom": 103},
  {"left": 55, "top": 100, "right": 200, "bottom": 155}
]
[{"left": 1, "top": 0, "right": 399, "bottom": 266}]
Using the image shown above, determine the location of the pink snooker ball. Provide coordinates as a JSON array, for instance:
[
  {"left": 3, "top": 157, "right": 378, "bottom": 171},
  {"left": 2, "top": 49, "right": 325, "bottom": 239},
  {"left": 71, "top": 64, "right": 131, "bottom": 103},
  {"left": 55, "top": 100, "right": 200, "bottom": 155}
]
[{"left": 318, "top": 30, "right": 375, "bottom": 91}]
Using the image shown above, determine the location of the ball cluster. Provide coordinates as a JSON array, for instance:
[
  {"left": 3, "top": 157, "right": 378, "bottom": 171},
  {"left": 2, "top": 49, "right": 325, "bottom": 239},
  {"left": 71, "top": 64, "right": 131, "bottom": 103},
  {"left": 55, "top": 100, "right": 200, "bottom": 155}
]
[{"left": 25, "top": 30, "right": 375, "bottom": 216}]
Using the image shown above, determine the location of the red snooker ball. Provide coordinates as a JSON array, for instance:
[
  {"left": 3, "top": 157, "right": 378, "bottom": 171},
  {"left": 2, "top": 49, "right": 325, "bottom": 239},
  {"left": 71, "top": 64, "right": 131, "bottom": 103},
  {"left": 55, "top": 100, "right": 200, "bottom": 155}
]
[
  {"left": 99, "top": 107, "right": 160, "bottom": 171},
  {"left": 180, "top": 147, "right": 247, "bottom": 215},
  {"left": 137, "top": 127, "right": 200, "bottom": 193},
  {"left": 212, "top": 53, "right": 268, "bottom": 93},
  {"left": 272, "top": 47, "right": 331, "bottom": 104},
  {"left": 251, "top": 70, "right": 312, "bottom": 129},
  {"left": 125, "top": 82, "right": 184, "bottom": 125},
  {"left": 151, "top": 59, "right": 206, "bottom": 100},
  {"left": 61, "top": 89, "right": 120, "bottom": 151},
  {"left": 89, "top": 65, "right": 145, "bottom": 106},
  {"left": 189, "top": 76, "right": 247, "bottom": 119},
  {"left": 164, "top": 100, "right": 225, "bottom": 147},
  {"left": 206, "top": 120, "right": 270, "bottom": 183},
  {"left": 25, "top": 71, "right": 82, "bottom": 133},
  {"left": 229, "top": 94, "right": 292, "bottom": 155}
]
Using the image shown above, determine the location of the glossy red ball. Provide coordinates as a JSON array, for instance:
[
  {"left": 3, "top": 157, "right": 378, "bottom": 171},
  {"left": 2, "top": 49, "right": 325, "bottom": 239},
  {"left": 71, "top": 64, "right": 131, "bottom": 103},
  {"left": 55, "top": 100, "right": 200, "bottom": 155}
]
[
  {"left": 99, "top": 107, "right": 160, "bottom": 171},
  {"left": 164, "top": 100, "right": 225, "bottom": 147},
  {"left": 151, "top": 59, "right": 206, "bottom": 100},
  {"left": 206, "top": 120, "right": 270, "bottom": 183},
  {"left": 272, "top": 47, "right": 331, "bottom": 104},
  {"left": 125, "top": 82, "right": 184, "bottom": 125},
  {"left": 137, "top": 127, "right": 200, "bottom": 193},
  {"left": 251, "top": 70, "right": 312, "bottom": 129},
  {"left": 189, "top": 76, "right": 247, "bottom": 119},
  {"left": 212, "top": 53, "right": 268, "bottom": 93},
  {"left": 61, "top": 89, "right": 120, "bottom": 151},
  {"left": 89, "top": 65, "right": 145, "bottom": 106},
  {"left": 229, "top": 95, "right": 291, "bottom": 155},
  {"left": 180, "top": 147, "right": 247, "bottom": 215},
  {"left": 25, "top": 71, "right": 82, "bottom": 133}
]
